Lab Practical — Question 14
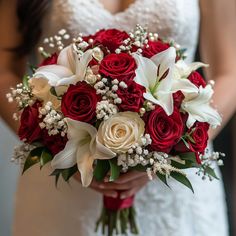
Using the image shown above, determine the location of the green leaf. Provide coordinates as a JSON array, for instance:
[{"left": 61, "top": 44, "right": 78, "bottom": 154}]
[
  {"left": 171, "top": 160, "right": 192, "bottom": 169},
  {"left": 22, "top": 147, "right": 44, "bottom": 174},
  {"left": 40, "top": 148, "right": 53, "bottom": 169},
  {"left": 50, "top": 169, "right": 64, "bottom": 187},
  {"left": 22, "top": 75, "right": 29, "bottom": 89},
  {"left": 156, "top": 172, "right": 169, "bottom": 187},
  {"left": 181, "top": 137, "right": 190, "bottom": 149},
  {"left": 204, "top": 166, "right": 219, "bottom": 180},
  {"left": 50, "top": 87, "right": 58, "bottom": 96},
  {"left": 28, "top": 64, "right": 37, "bottom": 74},
  {"left": 109, "top": 159, "right": 121, "bottom": 182},
  {"left": 61, "top": 165, "right": 78, "bottom": 182},
  {"left": 94, "top": 160, "right": 110, "bottom": 181},
  {"left": 179, "top": 152, "right": 197, "bottom": 164},
  {"left": 54, "top": 173, "right": 61, "bottom": 187},
  {"left": 171, "top": 172, "right": 194, "bottom": 193},
  {"left": 50, "top": 169, "right": 63, "bottom": 176}
]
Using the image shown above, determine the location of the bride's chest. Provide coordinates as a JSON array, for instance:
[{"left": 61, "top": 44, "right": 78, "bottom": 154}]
[
  {"left": 44, "top": 0, "right": 199, "bottom": 62},
  {"left": 49, "top": 0, "right": 199, "bottom": 37}
]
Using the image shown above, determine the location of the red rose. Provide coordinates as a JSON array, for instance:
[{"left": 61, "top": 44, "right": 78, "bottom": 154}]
[
  {"left": 94, "top": 29, "right": 129, "bottom": 52},
  {"left": 39, "top": 53, "right": 58, "bottom": 67},
  {"left": 117, "top": 81, "right": 145, "bottom": 112},
  {"left": 99, "top": 53, "right": 137, "bottom": 82},
  {"left": 41, "top": 130, "right": 68, "bottom": 155},
  {"left": 142, "top": 40, "right": 170, "bottom": 58},
  {"left": 18, "top": 101, "right": 42, "bottom": 143},
  {"left": 61, "top": 81, "right": 100, "bottom": 123},
  {"left": 145, "top": 106, "right": 184, "bottom": 153},
  {"left": 173, "top": 91, "right": 185, "bottom": 108},
  {"left": 174, "top": 122, "right": 209, "bottom": 164},
  {"left": 189, "top": 122, "right": 209, "bottom": 152},
  {"left": 188, "top": 71, "right": 206, "bottom": 88}
]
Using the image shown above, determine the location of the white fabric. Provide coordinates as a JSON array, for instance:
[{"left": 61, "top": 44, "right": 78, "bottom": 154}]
[{"left": 13, "top": 0, "right": 228, "bottom": 235}]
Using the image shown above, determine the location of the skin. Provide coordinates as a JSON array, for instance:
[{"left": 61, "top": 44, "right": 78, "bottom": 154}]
[{"left": 0, "top": 0, "right": 236, "bottom": 199}]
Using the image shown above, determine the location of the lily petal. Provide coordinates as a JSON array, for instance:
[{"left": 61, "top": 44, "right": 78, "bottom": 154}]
[
  {"left": 183, "top": 85, "right": 222, "bottom": 128},
  {"left": 57, "top": 45, "right": 76, "bottom": 73},
  {"left": 55, "top": 75, "right": 77, "bottom": 86},
  {"left": 171, "top": 77, "right": 198, "bottom": 97},
  {"left": 133, "top": 53, "right": 157, "bottom": 88},
  {"left": 95, "top": 136, "right": 116, "bottom": 160},
  {"left": 151, "top": 47, "right": 176, "bottom": 79},
  {"left": 76, "top": 142, "right": 94, "bottom": 187},
  {"left": 51, "top": 140, "right": 77, "bottom": 169},
  {"left": 76, "top": 49, "right": 93, "bottom": 81},
  {"left": 175, "top": 60, "right": 208, "bottom": 78},
  {"left": 34, "top": 65, "right": 74, "bottom": 86}
]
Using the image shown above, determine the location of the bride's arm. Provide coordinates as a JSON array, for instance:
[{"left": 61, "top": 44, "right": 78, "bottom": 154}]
[
  {"left": 199, "top": 0, "right": 236, "bottom": 140},
  {"left": 0, "top": 1, "right": 27, "bottom": 132}
]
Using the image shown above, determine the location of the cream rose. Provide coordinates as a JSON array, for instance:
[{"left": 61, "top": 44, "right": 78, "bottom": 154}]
[
  {"left": 29, "top": 77, "right": 62, "bottom": 110},
  {"left": 97, "top": 112, "right": 145, "bottom": 154}
]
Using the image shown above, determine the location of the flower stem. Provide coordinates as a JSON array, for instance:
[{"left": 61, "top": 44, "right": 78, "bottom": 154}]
[{"left": 95, "top": 206, "right": 139, "bottom": 236}]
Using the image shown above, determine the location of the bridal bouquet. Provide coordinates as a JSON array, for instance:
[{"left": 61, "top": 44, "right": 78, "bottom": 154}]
[{"left": 8, "top": 25, "right": 224, "bottom": 236}]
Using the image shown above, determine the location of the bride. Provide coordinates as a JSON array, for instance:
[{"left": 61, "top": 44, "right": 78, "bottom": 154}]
[{"left": 0, "top": 0, "right": 236, "bottom": 235}]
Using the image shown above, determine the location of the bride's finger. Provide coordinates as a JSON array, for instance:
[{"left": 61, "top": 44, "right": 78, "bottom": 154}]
[
  {"left": 92, "top": 187, "right": 118, "bottom": 198},
  {"left": 119, "top": 178, "right": 148, "bottom": 199},
  {"left": 98, "top": 175, "right": 149, "bottom": 190}
]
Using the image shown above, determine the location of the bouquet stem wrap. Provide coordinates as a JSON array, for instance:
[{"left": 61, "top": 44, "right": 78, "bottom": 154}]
[{"left": 96, "top": 194, "right": 138, "bottom": 236}]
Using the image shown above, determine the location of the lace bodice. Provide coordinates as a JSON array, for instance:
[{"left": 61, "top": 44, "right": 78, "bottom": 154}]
[
  {"left": 47, "top": 0, "right": 200, "bottom": 63},
  {"left": 13, "top": 1, "right": 228, "bottom": 236}
]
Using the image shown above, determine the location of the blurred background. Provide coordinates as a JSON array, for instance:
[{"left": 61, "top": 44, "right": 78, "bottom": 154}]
[{"left": 0, "top": 118, "right": 19, "bottom": 236}]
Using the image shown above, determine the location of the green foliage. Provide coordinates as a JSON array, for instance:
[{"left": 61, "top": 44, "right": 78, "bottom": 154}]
[
  {"left": 23, "top": 146, "right": 52, "bottom": 173},
  {"left": 50, "top": 169, "right": 62, "bottom": 187},
  {"left": 22, "top": 75, "right": 29, "bottom": 89},
  {"left": 204, "top": 166, "right": 219, "bottom": 180},
  {"left": 156, "top": 172, "right": 169, "bottom": 187},
  {"left": 50, "top": 87, "right": 58, "bottom": 97},
  {"left": 50, "top": 165, "right": 78, "bottom": 187},
  {"left": 108, "top": 159, "right": 122, "bottom": 182},
  {"left": 40, "top": 148, "right": 53, "bottom": 169},
  {"left": 94, "top": 160, "right": 110, "bottom": 181},
  {"left": 171, "top": 159, "right": 193, "bottom": 169},
  {"left": 170, "top": 172, "right": 194, "bottom": 193},
  {"left": 61, "top": 165, "right": 78, "bottom": 182},
  {"left": 179, "top": 152, "right": 197, "bottom": 164}
]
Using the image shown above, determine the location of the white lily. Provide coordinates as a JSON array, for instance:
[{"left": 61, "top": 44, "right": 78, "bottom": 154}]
[
  {"left": 33, "top": 45, "right": 93, "bottom": 88},
  {"left": 175, "top": 59, "right": 208, "bottom": 78},
  {"left": 51, "top": 118, "right": 116, "bottom": 187},
  {"left": 169, "top": 59, "right": 209, "bottom": 98},
  {"left": 133, "top": 47, "right": 176, "bottom": 115},
  {"left": 182, "top": 85, "right": 222, "bottom": 128}
]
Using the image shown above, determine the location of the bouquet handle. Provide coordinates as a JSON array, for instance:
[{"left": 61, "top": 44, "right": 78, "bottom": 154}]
[{"left": 95, "top": 194, "right": 138, "bottom": 236}]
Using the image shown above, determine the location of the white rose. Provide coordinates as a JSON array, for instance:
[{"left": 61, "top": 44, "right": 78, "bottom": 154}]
[{"left": 97, "top": 112, "right": 145, "bottom": 154}]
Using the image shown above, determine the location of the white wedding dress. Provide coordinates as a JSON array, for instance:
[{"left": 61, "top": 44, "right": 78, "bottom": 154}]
[{"left": 13, "top": 0, "right": 228, "bottom": 235}]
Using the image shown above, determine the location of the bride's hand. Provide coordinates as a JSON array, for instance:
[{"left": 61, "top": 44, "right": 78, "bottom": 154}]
[
  {"left": 99, "top": 171, "right": 149, "bottom": 199},
  {"left": 74, "top": 172, "right": 118, "bottom": 198},
  {"left": 74, "top": 171, "right": 149, "bottom": 199}
]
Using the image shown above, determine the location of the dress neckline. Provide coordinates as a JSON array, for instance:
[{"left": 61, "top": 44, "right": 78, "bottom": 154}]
[{"left": 97, "top": 0, "right": 138, "bottom": 16}]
